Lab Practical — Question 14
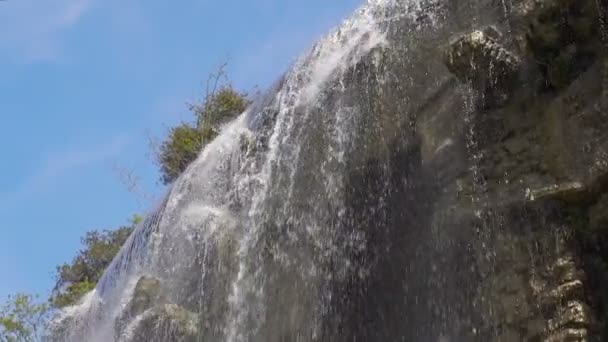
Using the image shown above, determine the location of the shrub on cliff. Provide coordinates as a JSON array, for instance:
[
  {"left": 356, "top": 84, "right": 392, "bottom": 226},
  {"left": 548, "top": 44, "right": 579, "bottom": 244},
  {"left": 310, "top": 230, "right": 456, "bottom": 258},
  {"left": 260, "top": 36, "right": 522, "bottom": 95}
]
[
  {"left": 50, "top": 215, "right": 142, "bottom": 308},
  {"left": 157, "top": 123, "right": 209, "bottom": 185},
  {"left": 157, "top": 84, "right": 249, "bottom": 185}
]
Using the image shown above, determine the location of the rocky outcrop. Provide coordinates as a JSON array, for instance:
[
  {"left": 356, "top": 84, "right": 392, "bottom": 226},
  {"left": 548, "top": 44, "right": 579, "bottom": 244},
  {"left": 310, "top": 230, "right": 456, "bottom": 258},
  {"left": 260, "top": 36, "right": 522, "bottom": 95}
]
[
  {"left": 128, "top": 276, "right": 163, "bottom": 315},
  {"left": 450, "top": 200, "right": 597, "bottom": 341},
  {"left": 444, "top": 26, "right": 521, "bottom": 106},
  {"left": 333, "top": 0, "right": 607, "bottom": 338},
  {"left": 48, "top": 0, "right": 608, "bottom": 341},
  {"left": 589, "top": 194, "right": 608, "bottom": 231},
  {"left": 115, "top": 276, "right": 200, "bottom": 342},
  {"left": 516, "top": 0, "right": 600, "bottom": 89},
  {"left": 526, "top": 182, "right": 587, "bottom": 203},
  {"left": 118, "top": 303, "right": 199, "bottom": 342},
  {"left": 436, "top": 0, "right": 606, "bottom": 340}
]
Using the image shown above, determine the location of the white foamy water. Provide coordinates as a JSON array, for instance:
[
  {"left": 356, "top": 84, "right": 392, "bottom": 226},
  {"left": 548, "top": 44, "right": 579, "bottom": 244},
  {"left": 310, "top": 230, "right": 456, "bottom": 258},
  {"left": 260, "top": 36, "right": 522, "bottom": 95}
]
[{"left": 49, "top": 1, "right": 448, "bottom": 341}]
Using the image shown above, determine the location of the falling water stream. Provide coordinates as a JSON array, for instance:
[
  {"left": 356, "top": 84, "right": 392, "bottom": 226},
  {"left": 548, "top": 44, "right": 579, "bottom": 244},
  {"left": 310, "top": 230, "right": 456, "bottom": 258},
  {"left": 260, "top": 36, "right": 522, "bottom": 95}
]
[{"left": 51, "top": 0, "right": 608, "bottom": 341}]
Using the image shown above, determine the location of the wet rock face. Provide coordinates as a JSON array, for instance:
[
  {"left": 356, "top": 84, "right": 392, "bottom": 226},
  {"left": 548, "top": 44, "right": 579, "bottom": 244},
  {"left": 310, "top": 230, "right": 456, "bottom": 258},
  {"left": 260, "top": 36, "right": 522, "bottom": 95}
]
[
  {"left": 115, "top": 276, "right": 199, "bottom": 342},
  {"left": 526, "top": 182, "right": 587, "bottom": 203},
  {"left": 48, "top": 0, "right": 608, "bottom": 341},
  {"left": 432, "top": 0, "right": 606, "bottom": 339},
  {"left": 537, "top": 254, "right": 594, "bottom": 341},
  {"left": 590, "top": 195, "right": 608, "bottom": 231},
  {"left": 118, "top": 304, "right": 199, "bottom": 342},
  {"left": 516, "top": 0, "right": 601, "bottom": 88},
  {"left": 129, "top": 276, "right": 162, "bottom": 316},
  {"left": 440, "top": 0, "right": 607, "bottom": 202},
  {"left": 444, "top": 26, "right": 521, "bottom": 106}
]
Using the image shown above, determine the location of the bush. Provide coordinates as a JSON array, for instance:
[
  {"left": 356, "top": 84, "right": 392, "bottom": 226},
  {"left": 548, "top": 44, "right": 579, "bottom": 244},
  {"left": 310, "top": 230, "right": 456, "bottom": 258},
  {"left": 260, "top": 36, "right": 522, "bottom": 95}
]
[
  {"left": 193, "top": 86, "right": 249, "bottom": 128},
  {"left": 50, "top": 216, "right": 141, "bottom": 308},
  {"left": 157, "top": 124, "right": 206, "bottom": 186},
  {"left": 157, "top": 85, "right": 249, "bottom": 185}
]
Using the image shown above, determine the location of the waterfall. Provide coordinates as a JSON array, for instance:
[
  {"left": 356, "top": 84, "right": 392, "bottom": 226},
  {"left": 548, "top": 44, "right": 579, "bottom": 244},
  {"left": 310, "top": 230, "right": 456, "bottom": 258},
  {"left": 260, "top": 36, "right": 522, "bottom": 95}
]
[{"left": 50, "top": 0, "right": 607, "bottom": 340}]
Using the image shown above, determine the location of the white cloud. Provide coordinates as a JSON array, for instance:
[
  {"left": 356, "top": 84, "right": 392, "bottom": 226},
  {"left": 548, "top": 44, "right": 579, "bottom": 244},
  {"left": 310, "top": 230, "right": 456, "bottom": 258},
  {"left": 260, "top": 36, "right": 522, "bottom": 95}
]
[
  {"left": 0, "top": 0, "right": 94, "bottom": 62},
  {"left": 0, "top": 136, "right": 128, "bottom": 209}
]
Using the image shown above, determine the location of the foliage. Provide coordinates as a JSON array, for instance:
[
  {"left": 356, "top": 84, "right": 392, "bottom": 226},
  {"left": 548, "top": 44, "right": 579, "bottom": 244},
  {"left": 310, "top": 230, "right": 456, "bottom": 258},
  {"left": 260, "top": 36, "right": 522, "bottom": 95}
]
[
  {"left": 4, "top": 67, "right": 249, "bottom": 338},
  {"left": 50, "top": 215, "right": 142, "bottom": 308},
  {"left": 157, "top": 123, "right": 207, "bottom": 186},
  {"left": 157, "top": 80, "right": 249, "bottom": 185},
  {"left": 0, "top": 294, "right": 49, "bottom": 342},
  {"left": 2, "top": 62, "right": 249, "bottom": 342},
  {"left": 192, "top": 86, "right": 249, "bottom": 128}
]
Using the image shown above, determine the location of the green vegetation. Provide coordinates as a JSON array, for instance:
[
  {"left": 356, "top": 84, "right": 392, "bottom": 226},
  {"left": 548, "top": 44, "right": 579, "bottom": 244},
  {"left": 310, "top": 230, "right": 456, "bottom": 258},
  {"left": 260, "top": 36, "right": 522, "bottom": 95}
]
[
  {"left": 157, "top": 85, "right": 249, "bottom": 185},
  {"left": 192, "top": 86, "right": 249, "bottom": 128},
  {"left": 0, "top": 70, "right": 249, "bottom": 340},
  {"left": 0, "top": 294, "right": 49, "bottom": 342},
  {"left": 50, "top": 215, "right": 142, "bottom": 309},
  {"left": 157, "top": 123, "right": 209, "bottom": 185},
  {"left": 0, "top": 216, "right": 143, "bottom": 341}
]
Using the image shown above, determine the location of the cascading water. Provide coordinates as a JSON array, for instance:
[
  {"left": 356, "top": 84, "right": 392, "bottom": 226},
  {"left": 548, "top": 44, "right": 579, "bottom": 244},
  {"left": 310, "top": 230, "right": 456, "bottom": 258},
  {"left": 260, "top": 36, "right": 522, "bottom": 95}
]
[{"left": 51, "top": 0, "right": 608, "bottom": 341}]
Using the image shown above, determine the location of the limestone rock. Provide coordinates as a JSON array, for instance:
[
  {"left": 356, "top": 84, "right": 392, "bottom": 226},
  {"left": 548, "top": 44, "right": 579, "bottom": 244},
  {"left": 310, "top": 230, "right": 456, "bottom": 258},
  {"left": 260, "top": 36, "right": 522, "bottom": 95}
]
[
  {"left": 589, "top": 194, "right": 608, "bottom": 231},
  {"left": 118, "top": 304, "right": 199, "bottom": 342},
  {"left": 518, "top": 0, "right": 599, "bottom": 50},
  {"left": 496, "top": 329, "right": 521, "bottom": 341},
  {"left": 547, "top": 301, "right": 593, "bottom": 332},
  {"left": 115, "top": 276, "right": 165, "bottom": 339},
  {"left": 552, "top": 255, "right": 584, "bottom": 284},
  {"left": 544, "top": 280, "right": 585, "bottom": 305},
  {"left": 115, "top": 276, "right": 201, "bottom": 342},
  {"left": 517, "top": 0, "right": 600, "bottom": 88},
  {"left": 544, "top": 327, "right": 589, "bottom": 342},
  {"left": 129, "top": 276, "right": 162, "bottom": 316},
  {"left": 444, "top": 26, "right": 521, "bottom": 105},
  {"left": 526, "top": 182, "right": 586, "bottom": 203},
  {"left": 239, "top": 133, "right": 258, "bottom": 157}
]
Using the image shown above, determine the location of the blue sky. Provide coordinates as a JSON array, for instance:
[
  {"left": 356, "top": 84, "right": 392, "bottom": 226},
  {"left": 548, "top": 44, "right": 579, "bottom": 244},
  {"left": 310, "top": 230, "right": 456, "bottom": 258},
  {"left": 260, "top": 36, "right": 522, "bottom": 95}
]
[{"left": 0, "top": 0, "right": 362, "bottom": 301}]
